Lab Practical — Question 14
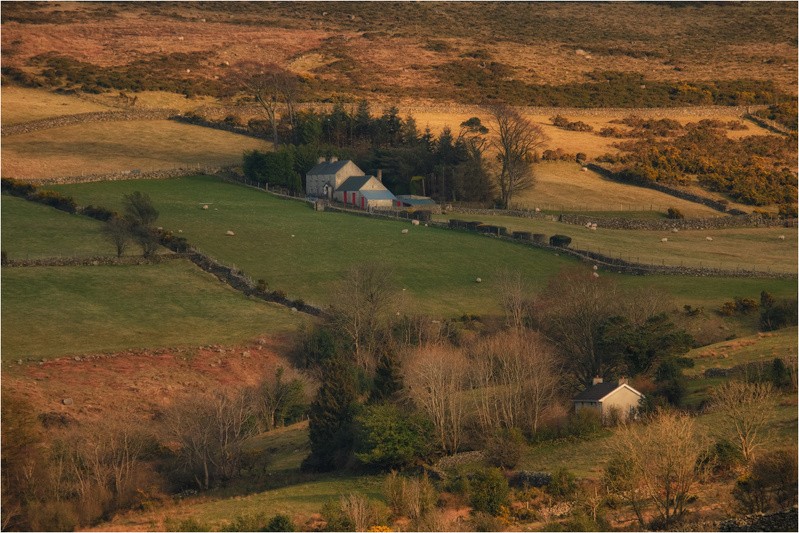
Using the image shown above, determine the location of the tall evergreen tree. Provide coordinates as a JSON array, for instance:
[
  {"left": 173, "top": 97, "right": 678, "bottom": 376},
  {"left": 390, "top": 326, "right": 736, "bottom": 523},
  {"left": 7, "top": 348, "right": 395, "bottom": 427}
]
[{"left": 303, "top": 355, "right": 359, "bottom": 471}]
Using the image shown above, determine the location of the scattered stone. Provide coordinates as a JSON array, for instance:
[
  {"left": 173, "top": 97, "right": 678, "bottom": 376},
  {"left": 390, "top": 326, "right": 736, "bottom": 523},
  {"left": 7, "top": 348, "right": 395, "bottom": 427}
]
[
  {"left": 242, "top": 351, "right": 250, "bottom": 358},
  {"left": 62, "top": 398, "right": 73, "bottom": 406},
  {"left": 74, "top": 356, "right": 81, "bottom": 362},
  {"left": 592, "top": 265, "right": 598, "bottom": 270},
  {"left": 291, "top": 307, "right": 298, "bottom": 312}
]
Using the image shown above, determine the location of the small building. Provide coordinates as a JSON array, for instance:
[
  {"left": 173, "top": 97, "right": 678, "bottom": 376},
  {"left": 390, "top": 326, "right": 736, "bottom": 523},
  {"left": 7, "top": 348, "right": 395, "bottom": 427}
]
[
  {"left": 334, "top": 175, "right": 397, "bottom": 209},
  {"left": 573, "top": 377, "right": 643, "bottom": 422},
  {"left": 306, "top": 157, "right": 365, "bottom": 199},
  {"left": 394, "top": 195, "right": 437, "bottom": 209}
]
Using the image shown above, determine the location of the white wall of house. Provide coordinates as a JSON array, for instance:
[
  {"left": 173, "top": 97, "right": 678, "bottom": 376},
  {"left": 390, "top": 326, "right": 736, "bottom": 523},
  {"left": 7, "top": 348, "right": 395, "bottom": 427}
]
[{"left": 306, "top": 161, "right": 363, "bottom": 197}]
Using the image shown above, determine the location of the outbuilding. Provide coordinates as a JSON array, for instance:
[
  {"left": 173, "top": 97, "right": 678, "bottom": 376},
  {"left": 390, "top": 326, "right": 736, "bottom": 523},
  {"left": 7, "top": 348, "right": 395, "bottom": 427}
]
[{"left": 334, "top": 175, "right": 397, "bottom": 209}]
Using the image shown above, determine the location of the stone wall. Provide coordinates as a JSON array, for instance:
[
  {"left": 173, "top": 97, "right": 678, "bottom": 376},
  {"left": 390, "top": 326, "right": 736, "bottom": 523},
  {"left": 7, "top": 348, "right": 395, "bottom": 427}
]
[
  {"left": 29, "top": 166, "right": 233, "bottom": 185},
  {"left": 559, "top": 213, "right": 796, "bottom": 230},
  {"left": 2, "top": 109, "right": 175, "bottom": 136},
  {"left": 3, "top": 254, "right": 183, "bottom": 268},
  {"left": 587, "top": 164, "right": 733, "bottom": 213}
]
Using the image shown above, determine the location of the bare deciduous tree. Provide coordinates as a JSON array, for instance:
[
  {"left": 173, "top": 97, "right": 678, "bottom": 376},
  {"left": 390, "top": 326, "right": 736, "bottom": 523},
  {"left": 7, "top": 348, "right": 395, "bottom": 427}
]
[
  {"left": 469, "top": 330, "right": 560, "bottom": 434},
  {"left": 256, "top": 366, "right": 308, "bottom": 432},
  {"left": 532, "top": 267, "right": 629, "bottom": 390},
  {"left": 162, "top": 390, "right": 256, "bottom": 490},
  {"left": 233, "top": 62, "right": 299, "bottom": 146},
  {"left": 329, "top": 262, "right": 399, "bottom": 372},
  {"left": 489, "top": 105, "right": 547, "bottom": 209},
  {"left": 606, "top": 409, "right": 710, "bottom": 528},
  {"left": 710, "top": 380, "right": 775, "bottom": 463},
  {"left": 404, "top": 344, "right": 470, "bottom": 454},
  {"left": 497, "top": 269, "right": 531, "bottom": 331},
  {"left": 102, "top": 217, "right": 131, "bottom": 258}
]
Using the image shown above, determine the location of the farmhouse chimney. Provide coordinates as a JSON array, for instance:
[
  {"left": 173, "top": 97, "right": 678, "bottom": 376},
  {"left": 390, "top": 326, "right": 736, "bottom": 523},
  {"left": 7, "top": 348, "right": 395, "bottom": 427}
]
[
  {"left": 592, "top": 376, "right": 603, "bottom": 385},
  {"left": 377, "top": 169, "right": 383, "bottom": 182},
  {"left": 618, "top": 377, "right": 628, "bottom": 386},
  {"left": 317, "top": 156, "right": 326, "bottom": 164},
  {"left": 330, "top": 155, "right": 339, "bottom": 163}
]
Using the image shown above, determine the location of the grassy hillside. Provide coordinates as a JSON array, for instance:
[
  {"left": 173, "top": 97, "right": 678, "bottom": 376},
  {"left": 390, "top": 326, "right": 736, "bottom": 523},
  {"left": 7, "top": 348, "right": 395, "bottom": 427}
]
[
  {"left": 1, "top": 260, "right": 306, "bottom": 360},
  {"left": 2, "top": 2, "right": 796, "bottom": 100},
  {"left": 1, "top": 195, "right": 114, "bottom": 259},
  {"left": 433, "top": 213, "right": 798, "bottom": 274},
  {"left": 1, "top": 119, "right": 272, "bottom": 179},
  {"left": 52, "top": 176, "right": 797, "bottom": 316}
]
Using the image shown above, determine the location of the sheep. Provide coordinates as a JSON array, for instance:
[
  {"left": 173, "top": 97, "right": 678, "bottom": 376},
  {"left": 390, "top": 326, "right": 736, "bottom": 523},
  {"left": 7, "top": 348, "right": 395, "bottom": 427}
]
[
  {"left": 401, "top": 229, "right": 409, "bottom": 234},
  {"left": 202, "top": 204, "right": 209, "bottom": 210},
  {"left": 706, "top": 236, "right": 713, "bottom": 241},
  {"left": 778, "top": 235, "right": 786, "bottom": 240},
  {"left": 590, "top": 223, "right": 597, "bottom": 230},
  {"left": 672, "top": 228, "right": 679, "bottom": 233},
  {"left": 661, "top": 237, "right": 668, "bottom": 242},
  {"left": 475, "top": 277, "right": 482, "bottom": 283},
  {"left": 412, "top": 219, "right": 420, "bottom": 226},
  {"left": 592, "top": 272, "right": 600, "bottom": 278},
  {"left": 225, "top": 230, "right": 235, "bottom": 236}
]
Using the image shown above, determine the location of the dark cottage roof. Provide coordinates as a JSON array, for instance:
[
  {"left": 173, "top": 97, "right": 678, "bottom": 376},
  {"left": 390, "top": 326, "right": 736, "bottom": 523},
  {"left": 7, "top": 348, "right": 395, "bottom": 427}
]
[
  {"left": 360, "top": 189, "right": 397, "bottom": 201},
  {"left": 573, "top": 381, "right": 628, "bottom": 402},
  {"left": 337, "top": 175, "right": 376, "bottom": 192},
  {"left": 307, "top": 160, "right": 353, "bottom": 176}
]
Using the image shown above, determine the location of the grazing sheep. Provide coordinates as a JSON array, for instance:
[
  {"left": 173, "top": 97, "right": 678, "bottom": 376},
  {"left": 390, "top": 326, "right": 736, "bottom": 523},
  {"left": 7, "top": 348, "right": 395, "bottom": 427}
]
[
  {"left": 672, "top": 228, "right": 679, "bottom": 233},
  {"left": 706, "top": 236, "right": 713, "bottom": 241},
  {"left": 778, "top": 235, "right": 786, "bottom": 240},
  {"left": 590, "top": 223, "right": 597, "bottom": 230},
  {"left": 412, "top": 219, "right": 420, "bottom": 226},
  {"left": 592, "top": 272, "right": 600, "bottom": 278},
  {"left": 401, "top": 229, "right": 409, "bottom": 234},
  {"left": 661, "top": 237, "right": 668, "bottom": 242},
  {"left": 225, "top": 230, "right": 235, "bottom": 236},
  {"left": 202, "top": 204, "right": 209, "bottom": 210},
  {"left": 475, "top": 277, "right": 482, "bottom": 283},
  {"left": 593, "top": 265, "right": 598, "bottom": 271}
]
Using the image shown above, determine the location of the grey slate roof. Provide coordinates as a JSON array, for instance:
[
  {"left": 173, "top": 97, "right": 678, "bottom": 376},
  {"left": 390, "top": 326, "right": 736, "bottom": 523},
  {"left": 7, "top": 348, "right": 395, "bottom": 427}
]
[
  {"left": 573, "top": 381, "right": 627, "bottom": 402},
  {"left": 307, "top": 160, "right": 354, "bottom": 176},
  {"left": 396, "top": 195, "right": 436, "bottom": 206},
  {"left": 360, "top": 189, "right": 397, "bottom": 200},
  {"left": 337, "top": 175, "right": 375, "bottom": 192}
]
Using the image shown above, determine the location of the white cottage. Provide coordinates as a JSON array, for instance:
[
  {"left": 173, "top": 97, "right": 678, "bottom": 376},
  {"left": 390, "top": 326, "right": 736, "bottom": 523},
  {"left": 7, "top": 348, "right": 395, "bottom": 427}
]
[
  {"left": 305, "top": 157, "right": 365, "bottom": 199},
  {"left": 573, "top": 377, "right": 644, "bottom": 421}
]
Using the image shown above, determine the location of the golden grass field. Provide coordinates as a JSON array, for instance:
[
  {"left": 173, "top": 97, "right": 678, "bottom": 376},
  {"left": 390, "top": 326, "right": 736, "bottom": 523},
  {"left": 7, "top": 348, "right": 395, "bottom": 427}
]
[
  {"left": 1, "top": 119, "right": 272, "bottom": 179},
  {"left": 1, "top": 86, "right": 112, "bottom": 125},
  {"left": 516, "top": 161, "right": 729, "bottom": 215}
]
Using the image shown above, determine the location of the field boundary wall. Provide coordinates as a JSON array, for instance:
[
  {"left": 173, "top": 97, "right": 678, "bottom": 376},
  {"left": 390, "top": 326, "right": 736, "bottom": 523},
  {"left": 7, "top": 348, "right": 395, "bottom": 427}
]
[{"left": 1, "top": 109, "right": 176, "bottom": 136}]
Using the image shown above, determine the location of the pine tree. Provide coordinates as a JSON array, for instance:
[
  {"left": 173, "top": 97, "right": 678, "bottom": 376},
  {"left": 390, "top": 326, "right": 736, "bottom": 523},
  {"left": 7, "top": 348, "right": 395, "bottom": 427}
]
[
  {"left": 371, "top": 348, "right": 403, "bottom": 403},
  {"left": 303, "top": 355, "right": 359, "bottom": 471}
]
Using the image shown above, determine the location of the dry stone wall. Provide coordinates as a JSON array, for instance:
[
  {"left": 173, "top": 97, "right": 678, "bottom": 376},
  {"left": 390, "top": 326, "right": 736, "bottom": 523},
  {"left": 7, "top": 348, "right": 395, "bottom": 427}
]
[
  {"left": 2, "top": 109, "right": 175, "bottom": 136},
  {"left": 559, "top": 213, "right": 797, "bottom": 230}
]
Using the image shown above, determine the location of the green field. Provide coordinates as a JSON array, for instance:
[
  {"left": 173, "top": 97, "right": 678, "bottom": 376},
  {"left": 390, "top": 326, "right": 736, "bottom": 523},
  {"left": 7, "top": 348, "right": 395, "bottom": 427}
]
[
  {"left": 52, "top": 176, "right": 797, "bottom": 316},
  {"left": 1, "top": 195, "right": 115, "bottom": 260},
  {"left": 1, "top": 260, "right": 306, "bottom": 360},
  {"left": 433, "top": 213, "right": 798, "bottom": 274}
]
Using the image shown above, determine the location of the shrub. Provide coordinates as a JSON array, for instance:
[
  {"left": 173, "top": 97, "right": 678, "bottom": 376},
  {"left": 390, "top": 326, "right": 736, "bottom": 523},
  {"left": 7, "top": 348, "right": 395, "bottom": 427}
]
[
  {"left": 485, "top": 428, "right": 526, "bottom": 469},
  {"left": 81, "top": 205, "right": 116, "bottom": 221},
  {"left": 28, "top": 190, "right": 78, "bottom": 213},
  {"left": 760, "top": 298, "right": 797, "bottom": 331},
  {"left": 384, "top": 471, "right": 437, "bottom": 520},
  {"left": 532, "top": 233, "right": 547, "bottom": 243},
  {"left": 666, "top": 207, "right": 685, "bottom": 219},
  {"left": 354, "top": 404, "right": 433, "bottom": 470},
  {"left": 733, "top": 448, "right": 798, "bottom": 513},
  {"left": 565, "top": 409, "right": 602, "bottom": 438},
  {"left": 264, "top": 514, "right": 295, "bottom": 532},
  {"left": 508, "top": 471, "right": 551, "bottom": 489},
  {"left": 549, "top": 234, "right": 572, "bottom": 247},
  {"left": 1, "top": 177, "right": 37, "bottom": 197},
  {"left": 576, "top": 152, "right": 588, "bottom": 163},
  {"left": 547, "top": 468, "right": 577, "bottom": 499},
  {"left": 469, "top": 467, "right": 510, "bottom": 516},
  {"left": 698, "top": 438, "right": 744, "bottom": 475},
  {"left": 469, "top": 512, "right": 504, "bottom": 532}
]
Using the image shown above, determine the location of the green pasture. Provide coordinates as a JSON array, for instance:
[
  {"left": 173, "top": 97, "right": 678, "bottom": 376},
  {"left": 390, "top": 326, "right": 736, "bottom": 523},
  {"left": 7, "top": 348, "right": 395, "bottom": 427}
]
[
  {"left": 1, "top": 195, "right": 115, "bottom": 259},
  {"left": 0, "top": 261, "right": 306, "bottom": 361},
  {"left": 685, "top": 327, "right": 798, "bottom": 378},
  {"left": 52, "top": 176, "right": 797, "bottom": 316},
  {"left": 432, "top": 213, "right": 798, "bottom": 274}
]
